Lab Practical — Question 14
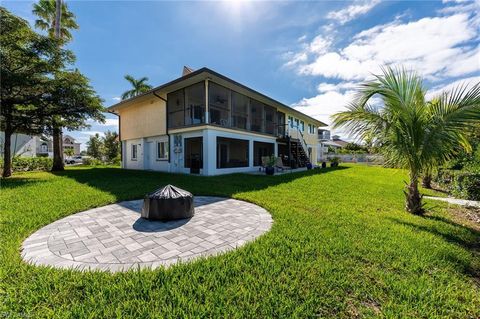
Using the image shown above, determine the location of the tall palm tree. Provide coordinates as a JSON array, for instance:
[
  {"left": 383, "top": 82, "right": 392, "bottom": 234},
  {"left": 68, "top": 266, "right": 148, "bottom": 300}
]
[
  {"left": 332, "top": 66, "right": 480, "bottom": 215},
  {"left": 121, "top": 75, "right": 153, "bottom": 100},
  {"left": 33, "top": 0, "right": 78, "bottom": 42},
  {"left": 33, "top": 0, "right": 78, "bottom": 171}
]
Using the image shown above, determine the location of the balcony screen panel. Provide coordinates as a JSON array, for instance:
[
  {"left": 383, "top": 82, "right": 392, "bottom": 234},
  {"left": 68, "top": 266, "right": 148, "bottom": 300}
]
[
  {"left": 217, "top": 137, "right": 249, "bottom": 168},
  {"left": 253, "top": 141, "right": 274, "bottom": 166},
  {"left": 277, "top": 112, "right": 285, "bottom": 136},
  {"left": 184, "top": 82, "right": 205, "bottom": 125},
  {"left": 232, "top": 91, "right": 249, "bottom": 130},
  {"left": 167, "top": 89, "right": 184, "bottom": 128},
  {"left": 209, "top": 82, "right": 231, "bottom": 127},
  {"left": 250, "top": 99, "right": 264, "bottom": 133},
  {"left": 264, "top": 105, "right": 276, "bottom": 135}
]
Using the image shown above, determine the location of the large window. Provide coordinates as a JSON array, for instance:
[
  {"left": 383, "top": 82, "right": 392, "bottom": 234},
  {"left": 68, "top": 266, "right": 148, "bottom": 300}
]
[
  {"left": 300, "top": 120, "right": 305, "bottom": 132},
  {"left": 168, "top": 82, "right": 205, "bottom": 128},
  {"left": 185, "top": 137, "right": 203, "bottom": 169},
  {"left": 209, "top": 82, "right": 230, "bottom": 126},
  {"left": 156, "top": 141, "right": 168, "bottom": 160},
  {"left": 250, "top": 99, "right": 264, "bottom": 133},
  {"left": 185, "top": 82, "right": 205, "bottom": 125},
  {"left": 253, "top": 142, "right": 274, "bottom": 166},
  {"left": 264, "top": 105, "right": 276, "bottom": 135},
  {"left": 288, "top": 116, "right": 294, "bottom": 129},
  {"left": 217, "top": 137, "right": 249, "bottom": 168},
  {"left": 232, "top": 91, "right": 249, "bottom": 130}
]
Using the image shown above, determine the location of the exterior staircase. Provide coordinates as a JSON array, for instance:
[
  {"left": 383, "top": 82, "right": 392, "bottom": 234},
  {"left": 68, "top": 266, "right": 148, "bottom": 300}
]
[{"left": 290, "top": 140, "right": 311, "bottom": 168}]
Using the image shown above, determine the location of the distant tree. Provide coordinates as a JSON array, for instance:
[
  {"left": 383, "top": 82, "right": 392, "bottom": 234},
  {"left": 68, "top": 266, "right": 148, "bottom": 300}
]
[
  {"left": 86, "top": 133, "right": 104, "bottom": 160},
  {"left": 0, "top": 7, "right": 65, "bottom": 177},
  {"left": 121, "top": 75, "right": 152, "bottom": 100},
  {"left": 79, "top": 150, "right": 87, "bottom": 156},
  {"left": 103, "top": 130, "right": 120, "bottom": 162},
  {"left": 33, "top": 0, "right": 78, "bottom": 42},
  {"left": 64, "top": 148, "right": 74, "bottom": 157},
  {"left": 333, "top": 66, "right": 480, "bottom": 215},
  {"left": 344, "top": 142, "right": 367, "bottom": 152}
]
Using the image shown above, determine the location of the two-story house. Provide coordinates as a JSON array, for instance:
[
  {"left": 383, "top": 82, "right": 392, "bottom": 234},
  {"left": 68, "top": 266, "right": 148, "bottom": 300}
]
[{"left": 108, "top": 67, "right": 327, "bottom": 175}]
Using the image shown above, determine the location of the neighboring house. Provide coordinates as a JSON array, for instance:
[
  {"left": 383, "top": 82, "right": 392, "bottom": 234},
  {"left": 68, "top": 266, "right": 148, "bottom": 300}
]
[
  {"left": 63, "top": 135, "right": 81, "bottom": 155},
  {"left": 0, "top": 132, "right": 53, "bottom": 158},
  {"left": 0, "top": 133, "right": 81, "bottom": 158},
  {"left": 108, "top": 67, "right": 327, "bottom": 175},
  {"left": 317, "top": 130, "right": 346, "bottom": 161}
]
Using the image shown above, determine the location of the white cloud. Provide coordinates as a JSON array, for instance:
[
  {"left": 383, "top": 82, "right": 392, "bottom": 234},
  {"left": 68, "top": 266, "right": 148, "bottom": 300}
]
[
  {"left": 86, "top": 118, "right": 119, "bottom": 127},
  {"left": 80, "top": 131, "right": 105, "bottom": 137},
  {"left": 112, "top": 97, "right": 121, "bottom": 101},
  {"left": 426, "top": 75, "right": 480, "bottom": 100},
  {"left": 287, "top": 13, "right": 479, "bottom": 82},
  {"left": 327, "top": 0, "right": 381, "bottom": 25}
]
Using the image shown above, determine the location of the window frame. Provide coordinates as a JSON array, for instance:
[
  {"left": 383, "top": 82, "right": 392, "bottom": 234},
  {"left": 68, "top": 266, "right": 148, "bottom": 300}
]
[
  {"left": 131, "top": 144, "right": 138, "bottom": 161},
  {"left": 156, "top": 141, "right": 168, "bottom": 160}
]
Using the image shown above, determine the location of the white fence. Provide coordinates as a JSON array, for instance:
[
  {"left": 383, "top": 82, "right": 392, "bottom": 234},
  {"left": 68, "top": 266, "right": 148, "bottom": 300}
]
[{"left": 320, "top": 154, "right": 384, "bottom": 165}]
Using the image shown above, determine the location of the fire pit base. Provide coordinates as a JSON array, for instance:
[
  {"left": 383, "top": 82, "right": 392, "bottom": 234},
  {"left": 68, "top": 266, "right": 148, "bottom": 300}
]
[{"left": 141, "top": 185, "right": 194, "bottom": 221}]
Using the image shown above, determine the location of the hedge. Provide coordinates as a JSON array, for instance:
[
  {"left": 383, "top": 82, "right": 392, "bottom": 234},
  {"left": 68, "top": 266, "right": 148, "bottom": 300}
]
[
  {"left": 434, "top": 169, "right": 480, "bottom": 201},
  {"left": 0, "top": 157, "right": 53, "bottom": 173}
]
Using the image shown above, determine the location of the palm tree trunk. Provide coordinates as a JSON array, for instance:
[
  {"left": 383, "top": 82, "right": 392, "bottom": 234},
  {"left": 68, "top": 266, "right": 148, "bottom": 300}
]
[
  {"left": 51, "top": 0, "right": 64, "bottom": 172},
  {"left": 405, "top": 170, "right": 424, "bottom": 215},
  {"left": 2, "top": 125, "right": 13, "bottom": 178},
  {"left": 422, "top": 173, "right": 432, "bottom": 189},
  {"left": 51, "top": 125, "right": 64, "bottom": 171}
]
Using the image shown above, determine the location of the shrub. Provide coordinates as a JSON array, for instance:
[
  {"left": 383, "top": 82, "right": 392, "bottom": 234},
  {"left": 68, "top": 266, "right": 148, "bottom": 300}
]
[
  {"left": 82, "top": 157, "right": 103, "bottom": 166},
  {"left": 452, "top": 172, "right": 480, "bottom": 201},
  {"left": 0, "top": 157, "right": 53, "bottom": 172}
]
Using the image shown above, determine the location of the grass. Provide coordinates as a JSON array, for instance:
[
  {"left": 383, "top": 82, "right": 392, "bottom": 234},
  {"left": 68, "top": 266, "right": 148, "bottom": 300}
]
[{"left": 0, "top": 164, "right": 479, "bottom": 318}]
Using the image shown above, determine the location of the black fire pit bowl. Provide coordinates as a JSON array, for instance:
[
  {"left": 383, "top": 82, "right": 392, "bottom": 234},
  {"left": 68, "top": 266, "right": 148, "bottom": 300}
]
[{"left": 141, "top": 184, "right": 194, "bottom": 221}]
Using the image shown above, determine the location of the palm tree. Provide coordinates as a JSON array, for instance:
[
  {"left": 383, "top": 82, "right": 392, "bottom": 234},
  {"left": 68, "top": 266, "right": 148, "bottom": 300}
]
[
  {"left": 332, "top": 66, "right": 480, "bottom": 215},
  {"left": 33, "top": 0, "right": 78, "bottom": 42},
  {"left": 121, "top": 75, "right": 153, "bottom": 100},
  {"left": 33, "top": 0, "right": 78, "bottom": 172}
]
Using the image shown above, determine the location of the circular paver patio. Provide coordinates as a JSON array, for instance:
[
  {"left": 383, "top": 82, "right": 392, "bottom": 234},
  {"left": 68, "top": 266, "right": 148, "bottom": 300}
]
[{"left": 21, "top": 196, "right": 272, "bottom": 272}]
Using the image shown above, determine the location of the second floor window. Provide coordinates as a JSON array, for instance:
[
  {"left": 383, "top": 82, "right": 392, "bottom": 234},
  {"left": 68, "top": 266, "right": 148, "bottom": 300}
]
[
  {"left": 300, "top": 121, "right": 305, "bottom": 132},
  {"left": 288, "top": 116, "right": 294, "bottom": 128}
]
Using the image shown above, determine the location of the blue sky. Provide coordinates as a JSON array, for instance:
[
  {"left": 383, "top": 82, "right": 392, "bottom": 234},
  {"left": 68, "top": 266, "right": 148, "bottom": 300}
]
[{"left": 4, "top": 0, "right": 479, "bottom": 148}]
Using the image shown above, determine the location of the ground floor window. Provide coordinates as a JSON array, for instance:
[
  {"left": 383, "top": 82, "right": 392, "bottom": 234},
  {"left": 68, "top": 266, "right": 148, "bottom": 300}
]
[
  {"left": 253, "top": 141, "right": 274, "bottom": 166},
  {"left": 156, "top": 141, "right": 168, "bottom": 160},
  {"left": 216, "top": 137, "right": 249, "bottom": 168},
  {"left": 184, "top": 137, "right": 203, "bottom": 169},
  {"left": 131, "top": 144, "right": 137, "bottom": 160}
]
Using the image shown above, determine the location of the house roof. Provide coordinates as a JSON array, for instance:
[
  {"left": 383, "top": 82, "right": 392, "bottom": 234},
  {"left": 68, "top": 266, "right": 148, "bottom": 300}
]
[{"left": 107, "top": 67, "right": 327, "bottom": 127}]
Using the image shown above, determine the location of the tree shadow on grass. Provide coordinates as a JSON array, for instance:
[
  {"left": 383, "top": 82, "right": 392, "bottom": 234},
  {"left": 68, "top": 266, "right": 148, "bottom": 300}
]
[
  {"left": 387, "top": 216, "right": 480, "bottom": 282},
  {"left": 0, "top": 177, "right": 48, "bottom": 190},
  {"left": 47, "top": 166, "right": 349, "bottom": 201}
]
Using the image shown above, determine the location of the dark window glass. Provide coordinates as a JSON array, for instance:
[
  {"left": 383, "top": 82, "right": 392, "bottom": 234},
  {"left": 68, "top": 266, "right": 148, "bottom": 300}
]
[
  {"left": 253, "top": 142, "right": 274, "bottom": 166},
  {"left": 185, "top": 137, "right": 203, "bottom": 168},
  {"left": 209, "top": 82, "right": 230, "bottom": 126},
  {"left": 131, "top": 144, "right": 137, "bottom": 159},
  {"left": 185, "top": 82, "right": 205, "bottom": 125},
  {"left": 250, "top": 99, "right": 264, "bottom": 133},
  {"left": 167, "top": 89, "right": 185, "bottom": 128},
  {"left": 216, "top": 137, "right": 249, "bottom": 168},
  {"left": 264, "top": 105, "right": 276, "bottom": 135},
  {"left": 232, "top": 91, "right": 249, "bottom": 130}
]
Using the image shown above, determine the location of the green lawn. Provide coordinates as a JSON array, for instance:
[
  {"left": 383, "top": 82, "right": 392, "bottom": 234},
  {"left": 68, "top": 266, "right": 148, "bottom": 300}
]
[{"left": 1, "top": 165, "right": 479, "bottom": 318}]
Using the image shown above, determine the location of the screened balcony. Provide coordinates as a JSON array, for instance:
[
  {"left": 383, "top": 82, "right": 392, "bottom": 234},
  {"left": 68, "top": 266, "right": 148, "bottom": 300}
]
[{"left": 167, "top": 80, "right": 285, "bottom": 137}]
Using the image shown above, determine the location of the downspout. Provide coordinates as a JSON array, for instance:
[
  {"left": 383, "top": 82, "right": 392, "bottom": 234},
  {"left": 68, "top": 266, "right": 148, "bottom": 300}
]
[
  {"left": 107, "top": 110, "right": 121, "bottom": 165},
  {"left": 152, "top": 91, "right": 170, "bottom": 163}
]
